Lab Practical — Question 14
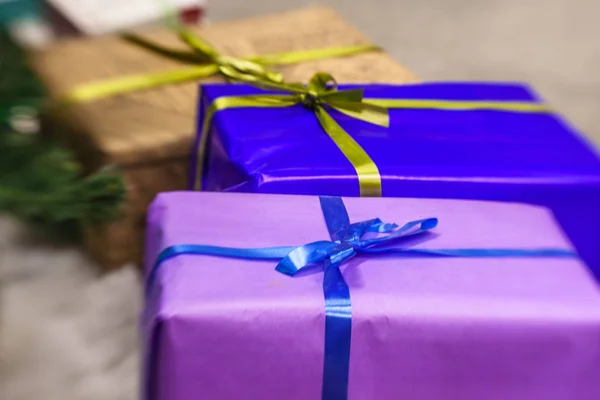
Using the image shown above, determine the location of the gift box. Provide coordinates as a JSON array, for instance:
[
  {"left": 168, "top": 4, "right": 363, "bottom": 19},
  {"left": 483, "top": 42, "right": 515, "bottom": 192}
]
[
  {"left": 144, "top": 191, "right": 600, "bottom": 400},
  {"left": 28, "top": 5, "right": 417, "bottom": 268},
  {"left": 195, "top": 81, "right": 600, "bottom": 278}
]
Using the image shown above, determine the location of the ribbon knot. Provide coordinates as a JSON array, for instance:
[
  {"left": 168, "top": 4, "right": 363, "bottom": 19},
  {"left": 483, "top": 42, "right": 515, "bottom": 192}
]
[
  {"left": 250, "top": 72, "right": 391, "bottom": 127},
  {"left": 159, "top": 28, "right": 283, "bottom": 82},
  {"left": 274, "top": 197, "right": 437, "bottom": 277},
  {"left": 300, "top": 92, "right": 322, "bottom": 110},
  {"left": 338, "top": 239, "right": 360, "bottom": 251},
  {"left": 298, "top": 75, "right": 343, "bottom": 109}
]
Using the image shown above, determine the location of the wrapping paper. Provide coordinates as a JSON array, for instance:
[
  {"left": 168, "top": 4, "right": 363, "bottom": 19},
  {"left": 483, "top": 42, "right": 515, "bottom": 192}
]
[
  {"left": 144, "top": 191, "right": 600, "bottom": 400},
  {"left": 195, "top": 82, "right": 600, "bottom": 277}
]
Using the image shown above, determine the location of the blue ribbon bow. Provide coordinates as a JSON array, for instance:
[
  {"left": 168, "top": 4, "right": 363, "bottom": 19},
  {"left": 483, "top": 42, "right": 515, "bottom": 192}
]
[{"left": 148, "top": 196, "right": 577, "bottom": 400}]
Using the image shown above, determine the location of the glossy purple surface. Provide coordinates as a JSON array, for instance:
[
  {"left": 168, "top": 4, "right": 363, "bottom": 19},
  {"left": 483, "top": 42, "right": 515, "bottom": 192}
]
[
  {"left": 145, "top": 192, "right": 600, "bottom": 400},
  {"left": 192, "top": 82, "right": 600, "bottom": 276}
]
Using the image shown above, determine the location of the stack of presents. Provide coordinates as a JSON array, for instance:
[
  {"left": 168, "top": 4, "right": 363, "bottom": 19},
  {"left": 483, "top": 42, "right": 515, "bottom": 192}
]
[{"left": 29, "top": 6, "right": 600, "bottom": 400}]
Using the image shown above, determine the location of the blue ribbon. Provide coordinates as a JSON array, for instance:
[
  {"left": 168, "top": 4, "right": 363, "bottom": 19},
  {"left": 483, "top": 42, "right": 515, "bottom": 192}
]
[{"left": 147, "top": 196, "right": 578, "bottom": 400}]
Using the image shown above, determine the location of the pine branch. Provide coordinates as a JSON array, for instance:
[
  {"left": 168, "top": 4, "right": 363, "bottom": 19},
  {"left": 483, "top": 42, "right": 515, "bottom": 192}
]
[
  {"left": 0, "top": 29, "right": 125, "bottom": 239},
  {"left": 0, "top": 131, "right": 126, "bottom": 238}
]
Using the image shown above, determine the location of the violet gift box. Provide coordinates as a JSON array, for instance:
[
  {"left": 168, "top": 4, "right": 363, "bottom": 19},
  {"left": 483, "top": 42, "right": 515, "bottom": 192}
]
[
  {"left": 144, "top": 191, "right": 600, "bottom": 400},
  {"left": 190, "top": 82, "right": 600, "bottom": 278}
]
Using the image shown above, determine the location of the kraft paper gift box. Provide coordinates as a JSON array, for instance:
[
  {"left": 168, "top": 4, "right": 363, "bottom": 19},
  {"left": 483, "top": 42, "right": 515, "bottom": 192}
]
[
  {"left": 29, "top": 5, "right": 417, "bottom": 269},
  {"left": 193, "top": 81, "right": 600, "bottom": 278},
  {"left": 144, "top": 191, "right": 600, "bottom": 400}
]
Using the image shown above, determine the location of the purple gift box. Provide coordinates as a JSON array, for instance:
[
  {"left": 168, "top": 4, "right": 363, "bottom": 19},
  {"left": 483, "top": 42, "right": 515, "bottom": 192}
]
[
  {"left": 191, "top": 82, "right": 600, "bottom": 278},
  {"left": 144, "top": 191, "right": 600, "bottom": 400}
]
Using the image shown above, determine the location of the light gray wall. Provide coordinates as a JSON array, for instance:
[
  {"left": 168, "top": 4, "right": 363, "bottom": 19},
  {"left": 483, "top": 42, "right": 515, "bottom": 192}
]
[{"left": 211, "top": 0, "right": 600, "bottom": 145}]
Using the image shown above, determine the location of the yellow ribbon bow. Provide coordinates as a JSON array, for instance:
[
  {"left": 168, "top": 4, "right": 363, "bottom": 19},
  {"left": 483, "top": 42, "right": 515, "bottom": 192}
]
[
  {"left": 194, "top": 73, "right": 552, "bottom": 196},
  {"left": 65, "top": 28, "right": 380, "bottom": 103}
]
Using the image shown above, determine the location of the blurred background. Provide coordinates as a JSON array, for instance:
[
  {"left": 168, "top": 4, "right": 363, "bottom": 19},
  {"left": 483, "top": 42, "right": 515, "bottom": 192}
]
[
  {"left": 1, "top": 1, "right": 599, "bottom": 400},
  {"left": 213, "top": 0, "right": 600, "bottom": 143}
]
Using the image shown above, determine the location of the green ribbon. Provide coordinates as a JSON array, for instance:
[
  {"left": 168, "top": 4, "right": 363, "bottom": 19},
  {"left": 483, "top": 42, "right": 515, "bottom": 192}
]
[{"left": 65, "top": 28, "right": 380, "bottom": 103}]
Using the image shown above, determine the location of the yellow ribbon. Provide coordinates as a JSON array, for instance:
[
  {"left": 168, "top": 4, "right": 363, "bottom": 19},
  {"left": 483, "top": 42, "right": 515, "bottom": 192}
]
[
  {"left": 64, "top": 28, "right": 380, "bottom": 103},
  {"left": 194, "top": 73, "right": 552, "bottom": 196}
]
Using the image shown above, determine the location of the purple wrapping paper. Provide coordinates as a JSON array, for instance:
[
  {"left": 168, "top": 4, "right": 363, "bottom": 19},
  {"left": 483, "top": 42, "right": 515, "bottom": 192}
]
[
  {"left": 192, "top": 82, "right": 600, "bottom": 278},
  {"left": 145, "top": 192, "right": 600, "bottom": 400}
]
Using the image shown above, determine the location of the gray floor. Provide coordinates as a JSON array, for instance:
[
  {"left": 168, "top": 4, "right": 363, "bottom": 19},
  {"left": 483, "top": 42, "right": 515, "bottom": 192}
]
[{"left": 1, "top": 1, "right": 600, "bottom": 399}]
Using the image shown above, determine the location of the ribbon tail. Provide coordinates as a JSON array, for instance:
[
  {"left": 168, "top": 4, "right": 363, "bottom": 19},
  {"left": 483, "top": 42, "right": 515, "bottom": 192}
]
[
  {"left": 252, "top": 44, "right": 381, "bottom": 65},
  {"left": 319, "top": 194, "right": 354, "bottom": 400},
  {"left": 322, "top": 259, "right": 352, "bottom": 400},
  {"left": 64, "top": 65, "right": 219, "bottom": 103},
  {"left": 314, "top": 106, "right": 382, "bottom": 196},
  {"left": 329, "top": 101, "right": 390, "bottom": 127}
]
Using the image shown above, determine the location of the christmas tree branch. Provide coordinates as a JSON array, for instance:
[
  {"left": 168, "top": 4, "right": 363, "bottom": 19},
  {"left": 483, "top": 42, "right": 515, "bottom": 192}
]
[{"left": 0, "top": 130, "right": 126, "bottom": 237}]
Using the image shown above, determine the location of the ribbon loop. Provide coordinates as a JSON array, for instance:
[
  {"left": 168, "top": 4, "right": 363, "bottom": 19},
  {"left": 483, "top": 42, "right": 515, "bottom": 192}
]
[
  {"left": 308, "top": 72, "right": 338, "bottom": 94},
  {"left": 275, "top": 240, "right": 339, "bottom": 276}
]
